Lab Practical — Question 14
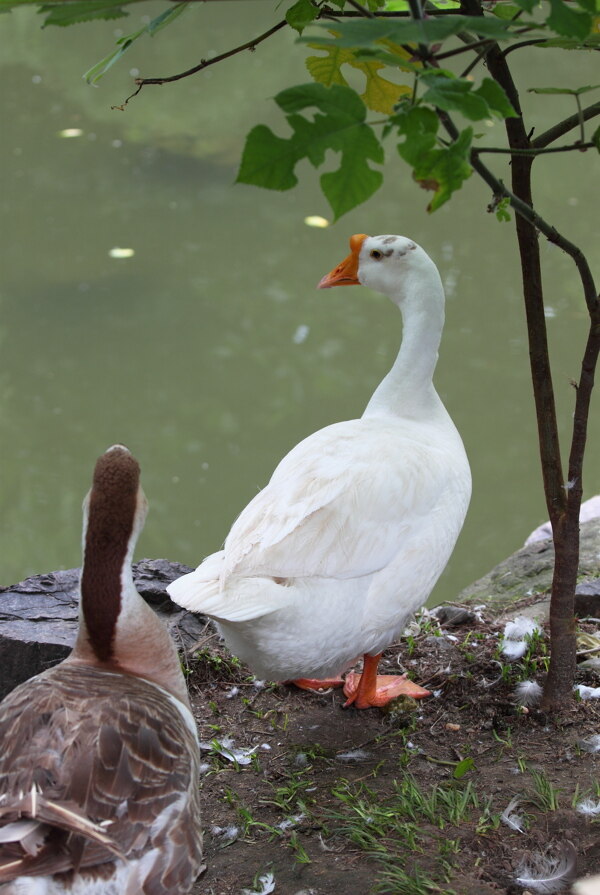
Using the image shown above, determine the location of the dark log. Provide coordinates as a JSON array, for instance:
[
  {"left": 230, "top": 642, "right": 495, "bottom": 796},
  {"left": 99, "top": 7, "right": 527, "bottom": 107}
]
[{"left": 0, "top": 559, "right": 203, "bottom": 699}]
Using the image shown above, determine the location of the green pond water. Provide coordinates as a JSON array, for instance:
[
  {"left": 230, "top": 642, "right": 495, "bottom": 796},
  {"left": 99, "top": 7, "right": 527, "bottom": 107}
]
[{"left": 1, "top": 2, "right": 598, "bottom": 604}]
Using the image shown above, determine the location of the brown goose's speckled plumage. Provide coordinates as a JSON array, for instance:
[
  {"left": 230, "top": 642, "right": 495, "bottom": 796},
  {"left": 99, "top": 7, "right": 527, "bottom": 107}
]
[
  {"left": 0, "top": 446, "right": 203, "bottom": 894},
  {"left": 0, "top": 666, "right": 203, "bottom": 892}
]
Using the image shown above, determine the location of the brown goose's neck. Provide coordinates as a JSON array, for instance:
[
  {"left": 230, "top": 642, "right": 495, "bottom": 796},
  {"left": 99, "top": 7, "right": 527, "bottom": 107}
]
[{"left": 69, "top": 447, "right": 191, "bottom": 709}]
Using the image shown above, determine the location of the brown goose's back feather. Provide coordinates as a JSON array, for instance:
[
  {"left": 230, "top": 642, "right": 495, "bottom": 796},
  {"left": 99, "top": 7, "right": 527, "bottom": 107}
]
[{"left": 0, "top": 663, "right": 203, "bottom": 893}]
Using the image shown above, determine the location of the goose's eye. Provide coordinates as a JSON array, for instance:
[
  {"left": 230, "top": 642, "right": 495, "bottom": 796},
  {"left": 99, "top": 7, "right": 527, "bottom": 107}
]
[{"left": 370, "top": 249, "right": 383, "bottom": 260}]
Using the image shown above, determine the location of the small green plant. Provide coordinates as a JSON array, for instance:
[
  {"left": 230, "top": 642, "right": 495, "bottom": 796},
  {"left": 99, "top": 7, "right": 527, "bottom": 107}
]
[
  {"left": 530, "top": 768, "right": 560, "bottom": 811},
  {"left": 288, "top": 830, "right": 311, "bottom": 865},
  {"left": 492, "top": 727, "right": 513, "bottom": 750}
]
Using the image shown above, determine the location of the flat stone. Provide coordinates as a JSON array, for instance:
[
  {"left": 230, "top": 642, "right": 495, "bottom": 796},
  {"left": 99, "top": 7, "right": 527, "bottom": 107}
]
[
  {"left": 0, "top": 559, "right": 202, "bottom": 699},
  {"left": 458, "top": 518, "right": 600, "bottom": 615},
  {"left": 575, "top": 579, "right": 600, "bottom": 619}
]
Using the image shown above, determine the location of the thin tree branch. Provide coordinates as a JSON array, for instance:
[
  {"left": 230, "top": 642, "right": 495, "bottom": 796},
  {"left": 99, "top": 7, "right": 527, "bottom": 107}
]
[
  {"left": 473, "top": 142, "right": 594, "bottom": 155},
  {"left": 501, "top": 38, "right": 550, "bottom": 57},
  {"left": 346, "top": 0, "right": 375, "bottom": 17},
  {"left": 464, "top": 152, "right": 598, "bottom": 318},
  {"left": 113, "top": 19, "right": 287, "bottom": 108},
  {"left": 435, "top": 37, "right": 495, "bottom": 61},
  {"left": 533, "top": 100, "right": 600, "bottom": 149}
]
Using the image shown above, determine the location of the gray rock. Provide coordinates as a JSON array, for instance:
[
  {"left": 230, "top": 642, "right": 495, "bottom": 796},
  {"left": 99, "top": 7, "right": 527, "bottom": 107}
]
[
  {"left": 0, "top": 559, "right": 202, "bottom": 699},
  {"left": 575, "top": 578, "right": 600, "bottom": 619},
  {"left": 431, "top": 605, "right": 478, "bottom": 627},
  {"left": 458, "top": 518, "right": 600, "bottom": 615}
]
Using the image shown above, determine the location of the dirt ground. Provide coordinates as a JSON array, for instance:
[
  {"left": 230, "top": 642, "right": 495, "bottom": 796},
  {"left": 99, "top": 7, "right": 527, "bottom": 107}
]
[{"left": 187, "top": 608, "right": 600, "bottom": 895}]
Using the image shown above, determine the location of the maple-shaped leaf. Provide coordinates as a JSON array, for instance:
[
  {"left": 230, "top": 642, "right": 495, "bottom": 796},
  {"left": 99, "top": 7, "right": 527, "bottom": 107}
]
[
  {"left": 353, "top": 59, "right": 412, "bottom": 114},
  {"left": 237, "top": 83, "right": 384, "bottom": 220},
  {"left": 305, "top": 43, "right": 356, "bottom": 87},
  {"left": 306, "top": 45, "right": 411, "bottom": 113},
  {"left": 392, "top": 105, "right": 472, "bottom": 211},
  {"left": 412, "top": 128, "right": 473, "bottom": 212}
]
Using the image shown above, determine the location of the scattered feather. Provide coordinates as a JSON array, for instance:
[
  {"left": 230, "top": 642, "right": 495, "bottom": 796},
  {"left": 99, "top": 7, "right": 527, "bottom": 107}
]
[
  {"left": 318, "top": 833, "right": 337, "bottom": 852},
  {"left": 575, "top": 685, "right": 600, "bottom": 700},
  {"left": 501, "top": 796, "right": 526, "bottom": 833},
  {"left": 514, "top": 680, "right": 543, "bottom": 706},
  {"left": 241, "top": 871, "right": 276, "bottom": 895},
  {"left": 578, "top": 734, "right": 600, "bottom": 753},
  {"left": 514, "top": 840, "right": 577, "bottom": 893},
  {"left": 576, "top": 798, "right": 600, "bottom": 816},
  {"left": 199, "top": 737, "right": 259, "bottom": 765},
  {"left": 277, "top": 813, "right": 304, "bottom": 831},
  {"left": 336, "top": 749, "right": 371, "bottom": 763},
  {"left": 502, "top": 640, "right": 529, "bottom": 661},
  {"left": 504, "top": 617, "right": 542, "bottom": 640},
  {"left": 211, "top": 824, "right": 239, "bottom": 840},
  {"left": 225, "top": 686, "right": 240, "bottom": 699},
  {"left": 252, "top": 679, "right": 266, "bottom": 690},
  {"left": 573, "top": 873, "right": 600, "bottom": 895},
  {"left": 294, "top": 752, "right": 308, "bottom": 767}
]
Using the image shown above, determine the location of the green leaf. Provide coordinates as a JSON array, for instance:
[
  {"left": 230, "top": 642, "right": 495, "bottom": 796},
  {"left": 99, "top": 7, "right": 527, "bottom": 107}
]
[
  {"left": 38, "top": 0, "right": 132, "bottom": 27},
  {"left": 546, "top": 0, "right": 593, "bottom": 39},
  {"left": 83, "top": 35, "right": 141, "bottom": 84},
  {"left": 306, "top": 42, "right": 412, "bottom": 112},
  {"left": 299, "top": 14, "right": 517, "bottom": 50},
  {"left": 83, "top": 2, "right": 188, "bottom": 83},
  {"left": 392, "top": 104, "right": 474, "bottom": 210},
  {"left": 491, "top": 3, "right": 523, "bottom": 20},
  {"left": 237, "top": 125, "right": 301, "bottom": 191},
  {"left": 537, "top": 33, "right": 600, "bottom": 48},
  {"left": 286, "top": 0, "right": 319, "bottom": 35},
  {"left": 453, "top": 757, "right": 475, "bottom": 779},
  {"left": 237, "top": 83, "right": 384, "bottom": 220},
  {"left": 474, "top": 78, "right": 517, "bottom": 118},
  {"left": 393, "top": 104, "right": 440, "bottom": 167},
  {"left": 306, "top": 44, "right": 358, "bottom": 87},
  {"left": 495, "top": 196, "right": 512, "bottom": 222},
  {"left": 419, "top": 71, "right": 489, "bottom": 121},
  {"left": 404, "top": 126, "right": 473, "bottom": 212},
  {"left": 528, "top": 84, "right": 600, "bottom": 95},
  {"left": 510, "top": 0, "right": 536, "bottom": 12}
]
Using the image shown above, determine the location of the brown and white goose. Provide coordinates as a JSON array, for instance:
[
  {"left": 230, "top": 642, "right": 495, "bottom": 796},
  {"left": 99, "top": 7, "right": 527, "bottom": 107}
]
[{"left": 0, "top": 445, "right": 203, "bottom": 894}]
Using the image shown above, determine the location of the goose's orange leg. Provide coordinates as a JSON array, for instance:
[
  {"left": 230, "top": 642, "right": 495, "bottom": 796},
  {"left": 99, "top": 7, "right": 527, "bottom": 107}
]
[{"left": 343, "top": 653, "right": 431, "bottom": 709}]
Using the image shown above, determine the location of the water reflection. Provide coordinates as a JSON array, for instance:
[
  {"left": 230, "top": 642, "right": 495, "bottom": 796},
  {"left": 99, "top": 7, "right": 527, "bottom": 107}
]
[{"left": 1, "top": 3, "right": 598, "bottom": 606}]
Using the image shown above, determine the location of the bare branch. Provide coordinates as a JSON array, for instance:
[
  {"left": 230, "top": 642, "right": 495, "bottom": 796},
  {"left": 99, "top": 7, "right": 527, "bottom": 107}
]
[
  {"left": 346, "top": 0, "right": 375, "bottom": 17},
  {"left": 533, "top": 100, "right": 600, "bottom": 149},
  {"left": 113, "top": 19, "right": 287, "bottom": 109},
  {"left": 473, "top": 142, "right": 595, "bottom": 155}
]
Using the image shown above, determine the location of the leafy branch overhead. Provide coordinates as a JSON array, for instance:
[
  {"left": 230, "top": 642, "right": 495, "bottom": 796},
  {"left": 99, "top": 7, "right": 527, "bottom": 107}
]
[
  {"left": 233, "top": 0, "right": 599, "bottom": 219},
  {"left": 237, "top": 83, "right": 384, "bottom": 221}
]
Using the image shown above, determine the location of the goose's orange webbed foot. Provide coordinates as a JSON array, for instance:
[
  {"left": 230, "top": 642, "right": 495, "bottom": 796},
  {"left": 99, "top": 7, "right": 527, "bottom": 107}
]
[
  {"left": 342, "top": 654, "right": 431, "bottom": 709},
  {"left": 289, "top": 677, "right": 345, "bottom": 692}
]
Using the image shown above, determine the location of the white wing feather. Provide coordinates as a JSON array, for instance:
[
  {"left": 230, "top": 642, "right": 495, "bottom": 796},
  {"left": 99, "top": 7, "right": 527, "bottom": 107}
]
[{"left": 221, "top": 418, "right": 461, "bottom": 583}]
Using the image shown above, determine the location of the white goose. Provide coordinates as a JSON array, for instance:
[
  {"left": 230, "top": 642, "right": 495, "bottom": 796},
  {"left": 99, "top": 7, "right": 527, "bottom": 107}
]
[
  {"left": 0, "top": 445, "right": 203, "bottom": 893},
  {"left": 168, "top": 234, "right": 471, "bottom": 709}
]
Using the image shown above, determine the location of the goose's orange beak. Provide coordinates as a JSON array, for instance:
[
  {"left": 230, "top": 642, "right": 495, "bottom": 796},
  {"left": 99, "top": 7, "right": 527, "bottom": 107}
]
[{"left": 317, "top": 233, "right": 369, "bottom": 289}]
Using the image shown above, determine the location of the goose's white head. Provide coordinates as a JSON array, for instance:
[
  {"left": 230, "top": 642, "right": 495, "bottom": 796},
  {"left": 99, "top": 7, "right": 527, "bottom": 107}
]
[{"left": 318, "top": 233, "right": 441, "bottom": 308}]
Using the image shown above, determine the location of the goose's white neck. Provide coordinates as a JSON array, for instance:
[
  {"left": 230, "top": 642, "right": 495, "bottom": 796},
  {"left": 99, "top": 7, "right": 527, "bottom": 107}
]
[{"left": 363, "top": 264, "right": 445, "bottom": 421}]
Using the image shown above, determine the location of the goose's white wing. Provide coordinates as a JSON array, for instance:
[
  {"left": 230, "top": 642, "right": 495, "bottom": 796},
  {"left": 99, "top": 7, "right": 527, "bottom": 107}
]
[{"left": 221, "top": 417, "right": 460, "bottom": 584}]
